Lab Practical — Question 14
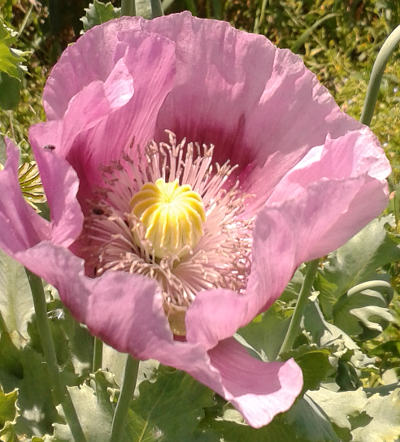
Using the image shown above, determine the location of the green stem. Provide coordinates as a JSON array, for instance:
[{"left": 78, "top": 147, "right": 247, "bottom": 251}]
[
  {"left": 361, "top": 25, "right": 400, "bottom": 126},
  {"left": 278, "top": 259, "right": 319, "bottom": 357},
  {"left": 17, "top": 3, "right": 33, "bottom": 38},
  {"left": 121, "top": 0, "right": 136, "bottom": 16},
  {"left": 254, "top": 0, "right": 267, "bottom": 34},
  {"left": 150, "top": 0, "right": 164, "bottom": 17},
  {"left": 26, "top": 270, "right": 87, "bottom": 442},
  {"left": 92, "top": 337, "right": 103, "bottom": 372},
  {"left": 211, "top": 0, "right": 222, "bottom": 19},
  {"left": 110, "top": 355, "right": 139, "bottom": 442}
]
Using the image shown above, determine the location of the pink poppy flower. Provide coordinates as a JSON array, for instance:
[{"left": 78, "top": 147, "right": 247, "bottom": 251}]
[{"left": 0, "top": 12, "right": 390, "bottom": 428}]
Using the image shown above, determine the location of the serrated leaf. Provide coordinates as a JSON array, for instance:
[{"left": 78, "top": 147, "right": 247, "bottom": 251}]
[
  {"left": 0, "top": 329, "right": 59, "bottom": 437},
  {"left": 315, "top": 216, "right": 400, "bottom": 318},
  {"left": 0, "top": 421, "right": 19, "bottom": 442},
  {"left": 80, "top": 0, "right": 121, "bottom": 31},
  {"left": 128, "top": 366, "right": 216, "bottom": 441},
  {"left": 0, "top": 386, "right": 18, "bottom": 429},
  {"left": 302, "top": 300, "right": 375, "bottom": 390},
  {"left": 212, "top": 396, "right": 340, "bottom": 442},
  {"left": 351, "top": 388, "right": 400, "bottom": 441},
  {"left": 333, "top": 282, "right": 394, "bottom": 339},
  {"left": 54, "top": 381, "right": 113, "bottom": 442},
  {"left": 307, "top": 387, "right": 368, "bottom": 441},
  {"left": 0, "top": 388, "right": 18, "bottom": 442},
  {"left": 0, "top": 249, "right": 34, "bottom": 348}
]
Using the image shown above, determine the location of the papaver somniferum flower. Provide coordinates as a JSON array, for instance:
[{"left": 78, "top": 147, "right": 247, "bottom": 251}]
[{"left": 0, "top": 12, "right": 391, "bottom": 428}]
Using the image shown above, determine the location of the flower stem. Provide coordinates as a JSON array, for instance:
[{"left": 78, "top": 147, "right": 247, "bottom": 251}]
[
  {"left": 253, "top": 0, "right": 267, "bottom": 34},
  {"left": 121, "top": 0, "right": 136, "bottom": 16},
  {"left": 278, "top": 259, "right": 319, "bottom": 357},
  {"left": 110, "top": 355, "right": 139, "bottom": 442},
  {"left": 25, "top": 269, "right": 87, "bottom": 441},
  {"left": 92, "top": 337, "right": 103, "bottom": 372},
  {"left": 150, "top": 0, "right": 164, "bottom": 17},
  {"left": 361, "top": 24, "right": 400, "bottom": 126}
]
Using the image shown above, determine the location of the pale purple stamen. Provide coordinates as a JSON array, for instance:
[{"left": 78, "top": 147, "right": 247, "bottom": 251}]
[{"left": 79, "top": 131, "right": 253, "bottom": 334}]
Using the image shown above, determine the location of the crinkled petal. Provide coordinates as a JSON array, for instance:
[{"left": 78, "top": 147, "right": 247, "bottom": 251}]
[
  {"left": 35, "top": 23, "right": 176, "bottom": 197},
  {"left": 43, "top": 18, "right": 141, "bottom": 120},
  {"left": 0, "top": 140, "right": 49, "bottom": 254},
  {"left": 32, "top": 145, "right": 83, "bottom": 248},
  {"left": 186, "top": 289, "right": 249, "bottom": 349},
  {"left": 79, "top": 263, "right": 302, "bottom": 428},
  {"left": 140, "top": 12, "right": 362, "bottom": 212},
  {"left": 207, "top": 338, "right": 302, "bottom": 428},
  {"left": 30, "top": 63, "right": 135, "bottom": 194},
  {"left": 267, "top": 127, "right": 390, "bottom": 262},
  {"left": 245, "top": 175, "right": 389, "bottom": 321},
  {"left": 185, "top": 128, "right": 390, "bottom": 334}
]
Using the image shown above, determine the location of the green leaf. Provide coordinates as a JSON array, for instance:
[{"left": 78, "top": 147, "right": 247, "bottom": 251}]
[
  {"left": 0, "top": 72, "right": 20, "bottom": 110},
  {"left": 332, "top": 281, "right": 394, "bottom": 339},
  {"left": 238, "top": 305, "right": 290, "bottom": 361},
  {"left": 307, "top": 388, "right": 368, "bottom": 441},
  {"left": 302, "top": 300, "right": 375, "bottom": 389},
  {"left": 27, "top": 297, "right": 93, "bottom": 380},
  {"left": 315, "top": 216, "right": 400, "bottom": 318},
  {"left": 351, "top": 388, "right": 400, "bottom": 441},
  {"left": 0, "top": 41, "right": 20, "bottom": 79},
  {"left": 237, "top": 269, "right": 304, "bottom": 361},
  {"left": 135, "top": 0, "right": 152, "bottom": 18},
  {"left": 54, "top": 370, "right": 119, "bottom": 441},
  {"left": 282, "top": 344, "right": 333, "bottom": 391},
  {"left": 0, "top": 249, "right": 34, "bottom": 348},
  {"left": 128, "top": 366, "right": 216, "bottom": 441},
  {"left": 212, "top": 396, "right": 340, "bottom": 442},
  {"left": 80, "top": 0, "right": 121, "bottom": 31},
  {"left": 0, "top": 330, "right": 59, "bottom": 437},
  {"left": 0, "top": 386, "right": 18, "bottom": 429}
]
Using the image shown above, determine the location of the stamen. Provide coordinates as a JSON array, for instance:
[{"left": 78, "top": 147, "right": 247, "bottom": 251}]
[{"left": 79, "top": 131, "right": 253, "bottom": 336}]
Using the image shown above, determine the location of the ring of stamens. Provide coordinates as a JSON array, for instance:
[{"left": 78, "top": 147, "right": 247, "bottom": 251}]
[{"left": 80, "top": 131, "right": 253, "bottom": 335}]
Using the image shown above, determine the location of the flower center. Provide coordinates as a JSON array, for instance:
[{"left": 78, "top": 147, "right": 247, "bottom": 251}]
[
  {"left": 79, "top": 131, "right": 254, "bottom": 336},
  {"left": 130, "top": 178, "right": 206, "bottom": 258}
]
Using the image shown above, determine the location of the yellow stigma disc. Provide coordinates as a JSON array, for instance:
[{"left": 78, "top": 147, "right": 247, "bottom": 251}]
[{"left": 130, "top": 178, "right": 206, "bottom": 258}]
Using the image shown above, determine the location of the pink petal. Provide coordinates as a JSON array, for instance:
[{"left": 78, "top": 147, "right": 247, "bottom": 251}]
[
  {"left": 30, "top": 67, "right": 135, "bottom": 195},
  {"left": 15, "top": 242, "right": 90, "bottom": 322},
  {"left": 186, "top": 289, "right": 249, "bottom": 349},
  {"left": 78, "top": 262, "right": 302, "bottom": 428},
  {"left": 266, "top": 127, "right": 390, "bottom": 263},
  {"left": 35, "top": 24, "right": 176, "bottom": 198},
  {"left": 9, "top": 237, "right": 302, "bottom": 429},
  {"left": 32, "top": 144, "right": 83, "bottom": 248},
  {"left": 185, "top": 128, "right": 390, "bottom": 334},
  {"left": 141, "top": 12, "right": 362, "bottom": 213},
  {"left": 0, "top": 140, "right": 49, "bottom": 254},
  {"left": 207, "top": 338, "right": 303, "bottom": 428},
  {"left": 245, "top": 175, "right": 389, "bottom": 320},
  {"left": 43, "top": 18, "right": 141, "bottom": 120}
]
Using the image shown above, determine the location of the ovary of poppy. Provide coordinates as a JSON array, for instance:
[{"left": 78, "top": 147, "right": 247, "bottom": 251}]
[{"left": 0, "top": 12, "right": 391, "bottom": 428}]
